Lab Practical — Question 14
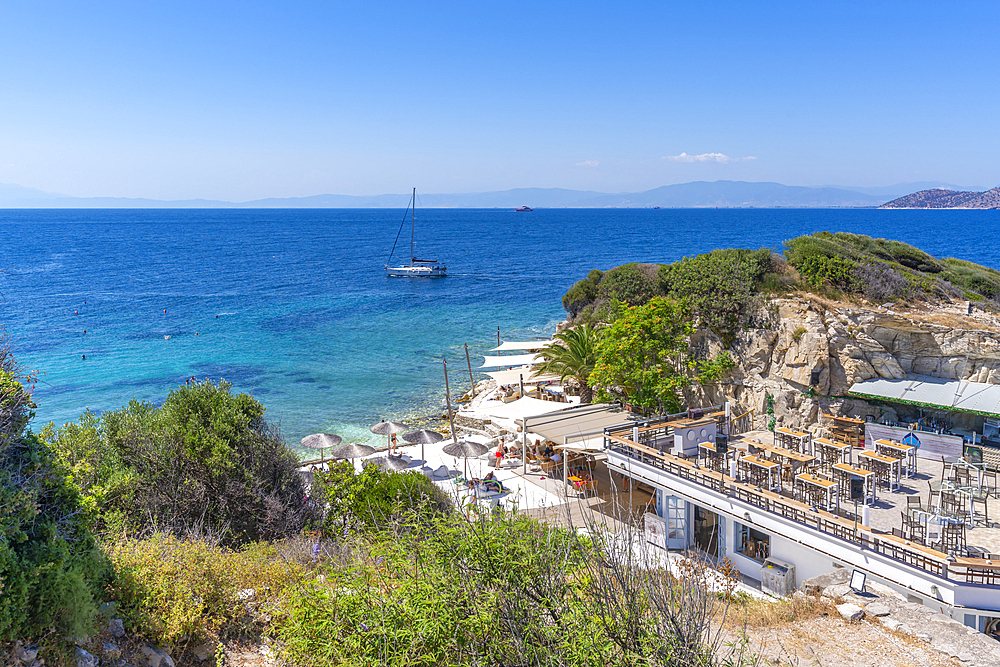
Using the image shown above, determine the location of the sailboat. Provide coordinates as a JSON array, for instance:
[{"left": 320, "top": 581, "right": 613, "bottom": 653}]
[{"left": 385, "top": 188, "right": 447, "bottom": 277}]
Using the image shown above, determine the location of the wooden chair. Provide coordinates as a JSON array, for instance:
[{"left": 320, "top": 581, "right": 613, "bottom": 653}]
[
  {"left": 906, "top": 495, "right": 925, "bottom": 514},
  {"left": 983, "top": 470, "right": 998, "bottom": 498},
  {"left": 939, "top": 522, "right": 967, "bottom": 555},
  {"left": 970, "top": 487, "right": 990, "bottom": 527},
  {"left": 941, "top": 491, "right": 966, "bottom": 520}
]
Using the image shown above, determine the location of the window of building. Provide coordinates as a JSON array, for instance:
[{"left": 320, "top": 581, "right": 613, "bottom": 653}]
[{"left": 735, "top": 522, "right": 770, "bottom": 563}]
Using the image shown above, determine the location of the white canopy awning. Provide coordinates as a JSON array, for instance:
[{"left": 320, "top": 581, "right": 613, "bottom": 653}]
[
  {"left": 485, "top": 367, "right": 559, "bottom": 385},
  {"left": 490, "top": 340, "right": 554, "bottom": 352},
  {"left": 480, "top": 353, "right": 539, "bottom": 368},
  {"left": 519, "top": 403, "right": 645, "bottom": 450},
  {"left": 850, "top": 374, "right": 1000, "bottom": 418},
  {"left": 479, "top": 396, "right": 571, "bottom": 422}
]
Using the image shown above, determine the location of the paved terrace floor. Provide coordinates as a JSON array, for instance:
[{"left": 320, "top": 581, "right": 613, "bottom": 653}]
[{"left": 731, "top": 433, "right": 1000, "bottom": 554}]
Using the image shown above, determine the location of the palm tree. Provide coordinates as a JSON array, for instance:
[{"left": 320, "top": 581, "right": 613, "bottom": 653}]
[{"left": 534, "top": 324, "right": 600, "bottom": 404}]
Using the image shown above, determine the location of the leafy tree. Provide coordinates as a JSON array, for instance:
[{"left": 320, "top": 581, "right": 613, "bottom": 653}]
[
  {"left": 43, "top": 380, "right": 313, "bottom": 546},
  {"left": 534, "top": 324, "right": 601, "bottom": 403},
  {"left": 589, "top": 298, "right": 695, "bottom": 413},
  {"left": 589, "top": 299, "right": 736, "bottom": 413}
]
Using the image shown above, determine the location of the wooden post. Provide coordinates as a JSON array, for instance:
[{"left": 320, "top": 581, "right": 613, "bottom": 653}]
[
  {"left": 464, "top": 343, "right": 475, "bottom": 397},
  {"left": 519, "top": 373, "right": 525, "bottom": 399},
  {"left": 497, "top": 326, "right": 501, "bottom": 348},
  {"left": 443, "top": 357, "right": 458, "bottom": 446}
]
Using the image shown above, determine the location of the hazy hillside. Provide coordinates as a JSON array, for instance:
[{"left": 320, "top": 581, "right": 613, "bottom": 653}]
[
  {"left": 880, "top": 186, "right": 1000, "bottom": 209},
  {"left": 0, "top": 180, "right": 893, "bottom": 209}
]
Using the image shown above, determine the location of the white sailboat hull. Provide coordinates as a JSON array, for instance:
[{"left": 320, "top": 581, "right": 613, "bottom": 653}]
[{"left": 385, "top": 264, "right": 447, "bottom": 277}]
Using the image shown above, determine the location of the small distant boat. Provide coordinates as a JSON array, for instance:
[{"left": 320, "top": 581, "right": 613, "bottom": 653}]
[
  {"left": 653, "top": 206, "right": 660, "bottom": 209},
  {"left": 385, "top": 188, "right": 446, "bottom": 277},
  {"left": 515, "top": 205, "right": 533, "bottom": 212}
]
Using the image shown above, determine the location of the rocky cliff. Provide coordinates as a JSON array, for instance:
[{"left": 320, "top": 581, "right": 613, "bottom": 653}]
[
  {"left": 692, "top": 296, "right": 1000, "bottom": 433},
  {"left": 880, "top": 186, "right": 1000, "bottom": 209}
]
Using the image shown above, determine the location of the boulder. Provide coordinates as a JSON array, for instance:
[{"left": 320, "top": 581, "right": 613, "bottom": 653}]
[
  {"left": 191, "top": 642, "right": 217, "bottom": 662},
  {"left": 75, "top": 648, "right": 97, "bottom": 667},
  {"left": 880, "top": 617, "right": 903, "bottom": 631},
  {"left": 799, "top": 567, "right": 850, "bottom": 595},
  {"left": 836, "top": 603, "right": 865, "bottom": 622},
  {"left": 16, "top": 644, "right": 39, "bottom": 665},
  {"left": 865, "top": 603, "right": 891, "bottom": 617},
  {"left": 102, "top": 642, "right": 121, "bottom": 661},
  {"left": 140, "top": 645, "right": 174, "bottom": 667},
  {"left": 108, "top": 618, "right": 125, "bottom": 638},
  {"left": 822, "top": 584, "right": 852, "bottom": 599}
]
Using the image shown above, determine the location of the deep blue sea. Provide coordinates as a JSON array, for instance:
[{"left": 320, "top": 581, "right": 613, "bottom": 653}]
[{"left": 1, "top": 208, "right": 998, "bottom": 454}]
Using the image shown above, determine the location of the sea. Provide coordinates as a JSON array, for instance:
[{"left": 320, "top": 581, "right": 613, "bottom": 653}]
[{"left": 1, "top": 208, "right": 998, "bottom": 455}]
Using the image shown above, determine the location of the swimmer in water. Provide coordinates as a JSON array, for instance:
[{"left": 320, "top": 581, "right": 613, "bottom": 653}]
[{"left": 82, "top": 355, "right": 86, "bottom": 360}]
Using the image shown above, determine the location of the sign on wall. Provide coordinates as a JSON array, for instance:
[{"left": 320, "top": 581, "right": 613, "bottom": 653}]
[{"left": 864, "top": 423, "right": 963, "bottom": 460}]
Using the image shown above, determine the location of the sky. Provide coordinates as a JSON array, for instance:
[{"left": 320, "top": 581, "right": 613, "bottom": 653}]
[{"left": 1, "top": 1, "right": 998, "bottom": 201}]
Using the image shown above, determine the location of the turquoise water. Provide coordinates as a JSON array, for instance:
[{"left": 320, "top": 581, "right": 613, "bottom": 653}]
[{"left": 1, "top": 208, "right": 998, "bottom": 453}]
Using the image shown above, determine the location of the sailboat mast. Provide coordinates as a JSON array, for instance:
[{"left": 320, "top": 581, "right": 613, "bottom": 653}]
[{"left": 410, "top": 187, "right": 416, "bottom": 266}]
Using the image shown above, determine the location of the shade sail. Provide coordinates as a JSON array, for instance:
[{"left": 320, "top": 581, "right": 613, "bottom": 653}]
[
  {"left": 485, "top": 368, "right": 559, "bottom": 385},
  {"left": 849, "top": 374, "right": 1000, "bottom": 417},
  {"left": 479, "top": 396, "right": 572, "bottom": 422},
  {"left": 480, "top": 353, "right": 540, "bottom": 368},
  {"left": 490, "top": 340, "right": 554, "bottom": 352},
  {"left": 519, "top": 403, "right": 645, "bottom": 448}
]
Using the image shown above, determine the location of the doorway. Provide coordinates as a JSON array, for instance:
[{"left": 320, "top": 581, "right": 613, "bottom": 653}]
[
  {"left": 662, "top": 495, "right": 688, "bottom": 550},
  {"left": 693, "top": 506, "right": 719, "bottom": 557}
]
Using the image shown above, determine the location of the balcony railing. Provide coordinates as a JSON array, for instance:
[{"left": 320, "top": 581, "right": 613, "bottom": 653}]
[{"left": 604, "top": 430, "right": 981, "bottom": 583}]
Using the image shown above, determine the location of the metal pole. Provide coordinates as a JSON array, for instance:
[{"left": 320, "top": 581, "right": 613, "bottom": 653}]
[
  {"left": 563, "top": 436, "right": 569, "bottom": 497},
  {"left": 443, "top": 357, "right": 458, "bottom": 446},
  {"left": 410, "top": 187, "right": 416, "bottom": 265},
  {"left": 465, "top": 343, "right": 476, "bottom": 398},
  {"left": 522, "top": 417, "right": 528, "bottom": 474}
]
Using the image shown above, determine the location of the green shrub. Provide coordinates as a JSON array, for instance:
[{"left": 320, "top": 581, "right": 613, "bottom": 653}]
[
  {"left": 596, "top": 263, "right": 660, "bottom": 306},
  {"left": 312, "top": 464, "right": 451, "bottom": 535},
  {"left": 562, "top": 269, "right": 604, "bottom": 315},
  {"left": 42, "top": 380, "right": 313, "bottom": 547},
  {"left": 108, "top": 535, "right": 308, "bottom": 647},
  {"left": 0, "top": 338, "right": 109, "bottom": 641},
  {"left": 275, "top": 511, "right": 612, "bottom": 667},
  {"left": 659, "top": 247, "right": 772, "bottom": 345}
]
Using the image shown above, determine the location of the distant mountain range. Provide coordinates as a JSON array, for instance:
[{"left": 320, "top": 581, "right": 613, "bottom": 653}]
[
  {"left": 880, "top": 186, "right": 1000, "bottom": 209},
  {"left": 0, "top": 180, "right": 992, "bottom": 209}
]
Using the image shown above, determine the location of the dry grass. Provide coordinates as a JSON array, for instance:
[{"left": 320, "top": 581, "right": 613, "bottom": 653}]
[
  {"left": 724, "top": 592, "right": 837, "bottom": 629},
  {"left": 783, "top": 291, "right": 1000, "bottom": 333}
]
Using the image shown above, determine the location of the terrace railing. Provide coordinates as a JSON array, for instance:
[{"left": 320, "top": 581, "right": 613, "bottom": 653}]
[{"left": 604, "top": 431, "right": 966, "bottom": 582}]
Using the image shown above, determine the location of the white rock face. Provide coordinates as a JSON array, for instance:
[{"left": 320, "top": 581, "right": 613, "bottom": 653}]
[{"left": 690, "top": 297, "right": 1000, "bottom": 432}]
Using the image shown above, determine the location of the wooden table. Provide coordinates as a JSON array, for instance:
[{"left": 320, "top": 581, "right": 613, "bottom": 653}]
[
  {"left": 795, "top": 473, "right": 839, "bottom": 512},
  {"left": 814, "top": 437, "right": 852, "bottom": 467},
  {"left": 858, "top": 450, "right": 901, "bottom": 492},
  {"left": 739, "top": 454, "right": 781, "bottom": 492},
  {"left": 874, "top": 439, "right": 916, "bottom": 478},
  {"left": 775, "top": 427, "right": 811, "bottom": 453},
  {"left": 832, "top": 462, "right": 876, "bottom": 505},
  {"left": 697, "top": 440, "right": 733, "bottom": 473}
]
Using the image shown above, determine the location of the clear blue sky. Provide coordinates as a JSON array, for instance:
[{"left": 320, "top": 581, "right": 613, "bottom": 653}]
[{"left": 1, "top": 1, "right": 998, "bottom": 200}]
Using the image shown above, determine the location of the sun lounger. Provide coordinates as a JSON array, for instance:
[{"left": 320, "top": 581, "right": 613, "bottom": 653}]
[{"left": 431, "top": 465, "right": 452, "bottom": 479}]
